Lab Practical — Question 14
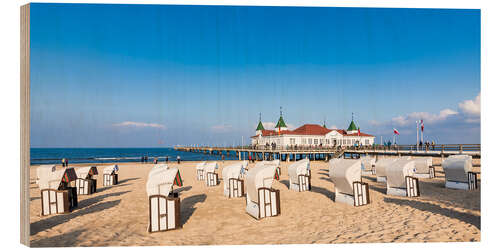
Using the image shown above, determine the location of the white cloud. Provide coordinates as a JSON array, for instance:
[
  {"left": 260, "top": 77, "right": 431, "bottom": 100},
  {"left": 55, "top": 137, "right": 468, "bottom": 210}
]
[
  {"left": 459, "top": 93, "right": 480, "bottom": 117},
  {"left": 211, "top": 124, "right": 233, "bottom": 132},
  {"left": 112, "top": 121, "right": 166, "bottom": 129},
  {"left": 391, "top": 108, "right": 459, "bottom": 126}
]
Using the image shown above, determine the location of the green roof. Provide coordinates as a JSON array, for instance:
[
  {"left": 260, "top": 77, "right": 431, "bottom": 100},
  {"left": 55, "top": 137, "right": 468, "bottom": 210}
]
[
  {"left": 256, "top": 121, "right": 265, "bottom": 131},
  {"left": 275, "top": 116, "right": 287, "bottom": 128},
  {"left": 347, "top": 120, "right": 358, "bottom": 131}
]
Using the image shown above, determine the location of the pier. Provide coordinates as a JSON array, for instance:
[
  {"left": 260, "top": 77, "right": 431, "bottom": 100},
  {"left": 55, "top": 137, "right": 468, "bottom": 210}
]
[{"left": 174, "top": 144, "right": 480, "bottom": 162}]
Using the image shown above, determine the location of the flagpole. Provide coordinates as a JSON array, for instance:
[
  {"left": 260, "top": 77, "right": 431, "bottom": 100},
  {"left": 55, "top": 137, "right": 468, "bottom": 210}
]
[{"left": 416, "top": 120, "right": 419, "bottom": 151}]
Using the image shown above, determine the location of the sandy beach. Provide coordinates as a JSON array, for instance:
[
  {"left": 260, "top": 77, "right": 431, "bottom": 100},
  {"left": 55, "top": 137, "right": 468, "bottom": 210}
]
[{"left": 29, "top": 158, "right": 480, "bottom": 247}]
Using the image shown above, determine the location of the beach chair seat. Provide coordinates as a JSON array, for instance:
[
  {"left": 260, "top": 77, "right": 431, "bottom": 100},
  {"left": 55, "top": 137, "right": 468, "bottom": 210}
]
[
  {"left": 147, "top": 167, "right": 183, "bottom": 232},
  {"left": 102, "top": 165, "right": 119, "bottom": 186},
  {"left": 39, "top": 167, "right": 78, "bottom": 216},
  {"left": 204, "top": 162, "right": 219, "bottom": 187},
  {"left": 386, "top": 159, "right": 420, "bottom": 197},
  {"left": 75, "top": 166, "right": 98, "bottom": 195},
  {"left": 245, "top": 161, "right": 281, "bottom": 219},
  {"left": 222, "top": 162, "right": 246, "bottom": 198},
  {"left": 330, "top": 159, "right": 370, "bottom": 206},
  {"left": 288, "top": 159, "right": 311, "bottom": 192},
  {"left": 442, "top": 155, "right": 477, "bottom": 190}
]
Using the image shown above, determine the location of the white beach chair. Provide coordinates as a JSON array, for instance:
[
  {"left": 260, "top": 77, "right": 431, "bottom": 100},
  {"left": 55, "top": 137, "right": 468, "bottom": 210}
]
[
  {"left": 195, "top": 161, "right": 206, "bottom": 180},
  {"left": 375, "top": 158, "right": 398, "bottom": 182},
  {"left": 360, "top": 156, "right": 376, "bottom": 175},
  {"left": 36, "top": 165, "right": 56, "bottom": 185},
  {"left": 39, "top": 167, "right": 78, "bottom": 216},
  {"left": 222, "top": 162, "right": 246, "bottom": 198},
  {"left": 102, "top": 165, "right": 119, "bottom": 186},
  {"left": 146, "top": 167, "right": 182, "bottom": 232},
  {"left": 245, "top": 163, "right": 281, "bottom": 219},
  {"left": 75, "top": 166, "right": 98, "bottom": 195},
  {"left": 442, "top": 155, "right": 477, "bottom": 190},
  {"left": 413, "top": 157, "right": 435, "bottom": 178},
  {"left": 329, "top": 159, "right": 370, "bottom": 206},
  {"left": 204, "top": 162, "right": 219, "bottom": 187},
  {"left": 386, "top": 159, "right": 420, "bottom": 197},
  {"left": 288, "top": 158, "right": 311, "bottom": 192}
]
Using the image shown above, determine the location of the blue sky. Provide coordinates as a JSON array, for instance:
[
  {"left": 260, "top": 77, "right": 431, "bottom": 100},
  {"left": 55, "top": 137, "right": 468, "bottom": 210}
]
[{"left": 30, "top": 4, "right": 480, "bottom": 147}]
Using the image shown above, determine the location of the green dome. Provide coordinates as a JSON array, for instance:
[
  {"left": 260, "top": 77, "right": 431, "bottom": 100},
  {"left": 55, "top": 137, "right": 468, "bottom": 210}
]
[
  {"left": 256, "top": 121, "right": 265, "bottom": 131},
  {"left": 275, "top": 116, "right": 287, "bottom": 128},
  {"left": 347, "top": 120, "right": 357, "bottom": 131}
]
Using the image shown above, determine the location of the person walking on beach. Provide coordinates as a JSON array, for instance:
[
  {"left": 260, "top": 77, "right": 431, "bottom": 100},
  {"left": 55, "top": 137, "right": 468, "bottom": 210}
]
[
  {"left": 154, "top": 157, "right": 158, "bottom": 164},
  {"left": 165, "top": 156, "right": 169, "bottom": 163},
  {"left": 432, "top": 140, "right": 435, "bottom": 150},
  {"left": 222, "top": 154, "right": 225, "bottom": 163},
  {"left": 61, "top": 158, "right": 65, "bottom": 167},
  {"left": 177, "top": 155, "right": 181, "bottom": 164},
  {"left": 65, "top": 158, "right": 68, "bottom": 167}
]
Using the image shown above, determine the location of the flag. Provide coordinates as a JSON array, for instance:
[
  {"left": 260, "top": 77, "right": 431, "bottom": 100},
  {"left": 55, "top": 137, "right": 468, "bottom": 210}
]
[
  {"left": 421, "top": 120, "right": 424, "bottom": 132},
  {"left": 173, "top": 170, "right": 183, "bottom": 187},
  {"left": 358, "top": 128, "right": 360, "bottom": 135},
  {"left": 393, "top": 128, "right": 400, "bottom": 135}
]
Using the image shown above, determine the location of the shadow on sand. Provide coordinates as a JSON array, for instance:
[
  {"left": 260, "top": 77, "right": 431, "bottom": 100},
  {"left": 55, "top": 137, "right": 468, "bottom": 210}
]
[
  {"left": 383, "top": 197, "right": 480, "bottom": 229},
  {"left": 279, "top": 180, "right": 289, "bottom": 189},
  {"left": 31, "top": 200, "right": 122, "bottom": 236},
  {"left": 180, "top": 194, "right": 207, "bottom": 226},
  {"left": 310, "top": 186, "right": 335, "bottom": 202},
  {"left": 31, "top": 229, "right": 86, "bottom": 247}
]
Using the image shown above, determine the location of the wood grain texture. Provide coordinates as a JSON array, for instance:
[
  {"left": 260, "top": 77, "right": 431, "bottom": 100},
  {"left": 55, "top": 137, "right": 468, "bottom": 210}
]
[{"left": 20, "top": 3, "right": 30, "bottom": 246}]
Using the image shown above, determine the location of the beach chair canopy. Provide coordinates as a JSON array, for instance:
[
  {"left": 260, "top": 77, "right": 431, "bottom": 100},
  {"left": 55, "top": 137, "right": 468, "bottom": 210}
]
[
  {"left": 413, "top": 157, "right": 432, "bottom": 174},
  {"left": 222, "top": 162, "right": 245, "bottom": 182},
  {"left": 146, "top": 167, "right": 180, "bottom": 196},
  {"left": 148, "top": 164, "right": 169, "bottom": 179},
  {"left": 204, "top": 162, "right": 218, "bottom": 173},
  {"left": 75, "top": 166, "right": 98, "bottom": 179},
  {"left": 196, "top": 161, "right": 206, "bottom": 170},
  {"left": 360, "top": 157, "right": 376, "bottom": 171},
  {"left": 38, "top": 167, "right": 77, "bottom": 190},
  {"left": 375, "top": 158, "right": 398, "bottom": 177},
  {"left": 442, "top": 155, "right": 473, "bottom": 183},
  {"left": 328, "top": 158, "right": 343, "bottom": 177},
  {"left": 245, "top": 163, "right": 278, "bottom": 203},
  {"left": 37, "top": 165, "right": 56, "bottom": 181},
  {"left": 288, "top": 158, "right": 310, "bottom": 184},
  {"left": 386, "top": 159, "right": 416, "bottom": 189},
  {"left": 102, "top": 165, "right": 119, "bottom": 175},
  {"left": 329, "top": 159, "right": 361, "bottom": 195}
]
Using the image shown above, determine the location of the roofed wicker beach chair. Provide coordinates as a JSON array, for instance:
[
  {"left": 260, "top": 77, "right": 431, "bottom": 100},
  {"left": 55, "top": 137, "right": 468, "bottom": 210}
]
[
  {"left": 36, "top": 164, "right": 56, "bottom": 185},
  {"left": 412, "top": 157, "right": 435, "bottom": 178},
  {"left": 386, "top": 159, "right": 420, "bottom": 197},
  {"left": 204, "top": 162, "right": 219, "bottom": 187},
  {"left": 287, "top": 158, "right": 311, "bottom": 192},
  {"left": 329, "top": 159, "right": 370, "bottom": 206},
  {"left": 146, "top": 167, "right": 183, "bottom": 232},
  {"left": 360, "top": 156, "right": 376, "bottom": 175},
  {"left": 442, "top": 154, "right": 477, "bottom": 190},
  {"left": 75, "top": 166, "right": 98, "bottom": 195},
  {"left": 195, "top": 161, "right": 206, "bottom": 180},
  {"left": 245, "top": 162, "right": 281, "bottom": 219},
  {"left": 39, "top": 167, "right": 78, "bottom": 216},
  {"left": 375, "top": 158, "right": 398, "bottom": 182},
  {"left": 222, "top": 162, "right": 246, "bottom": 198},
  {"left": 102, "top": 165, "right": 119, "bottom": 186}
]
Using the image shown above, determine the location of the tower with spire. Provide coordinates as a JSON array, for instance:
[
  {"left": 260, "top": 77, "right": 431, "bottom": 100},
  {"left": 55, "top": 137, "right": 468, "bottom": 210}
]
[
  {"left": 255, "top": 113, "right": 265, "bottom": 136},
  {"left": 275, "top": 106, "right": 288, "bottom": 133},
  {"left": 347, "top": 112, "right": 359, "bottom": 134}
]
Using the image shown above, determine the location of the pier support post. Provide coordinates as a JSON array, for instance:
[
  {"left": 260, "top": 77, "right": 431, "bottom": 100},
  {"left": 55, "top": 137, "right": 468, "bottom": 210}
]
[{"left": 238, "top": 151, "right": 241, "bottom": 161}]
